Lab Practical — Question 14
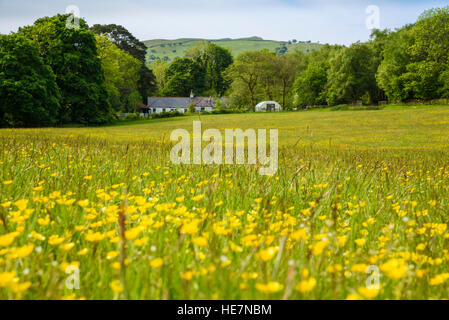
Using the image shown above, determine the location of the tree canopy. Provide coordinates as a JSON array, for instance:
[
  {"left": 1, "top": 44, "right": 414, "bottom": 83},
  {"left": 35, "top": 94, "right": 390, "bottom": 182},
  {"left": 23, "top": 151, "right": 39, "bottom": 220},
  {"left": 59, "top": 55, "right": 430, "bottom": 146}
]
[
  {"left": 185, "top": 42, "right": 233, "bottom": 96},
  {"left": 19, "top": 14, "right": 113, "bottom": 124},
  {"left": 90, "top": 24, "right": 156, "bottom": 101},
  {"left": 95, "top": 34, "right": 142, "bottom": 112},
  {"left": 162, "top": 58, "right": 204, "bottom": 96},
  {"left": 0, "top": 33, "right": 60, "bottom": 127}
]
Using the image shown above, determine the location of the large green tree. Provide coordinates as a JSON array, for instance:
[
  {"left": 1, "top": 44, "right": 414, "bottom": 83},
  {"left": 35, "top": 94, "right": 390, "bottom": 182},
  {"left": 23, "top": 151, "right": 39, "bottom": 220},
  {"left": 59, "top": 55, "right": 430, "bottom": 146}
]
[
  {"left": 95, "top": 35, "right": 142, "bottom": 112},
  {"left": 150, "top": 60, "right": 169, "bottom": 95},
  {"left": 90, "top": 24, "right": 156, "bottom": 101},
  {"left": 162, "top": 58, "right": 204, "bottom": 96},
  {"left": 185, "top": 42, "right": 233, "bottom": 96},
  {"left": 0, "top": 34, "right": 60, "bottom": 127},
  {"left": 294, "top": 60, "right": 329, "bottom": 107},
  {"left": 293, "top": 44, "right": 340, "bottom": 107},
  {"left": 225, "top": 50, "right": 268, "bottom": 110},
  {"left": 275, "top": 52, "right": 306, "bottom": 109},
  {"left": 19, "top": 14, "right": 113, "bottom": 124},
  {"left": 376, "top": 26, "right": 414, "bottom": 102},
  {"left": 404, "top": 7, "right": 449, "bottom": 99},
  {"left": 326, "top": 42, "right": 379, "bottom": 105}
]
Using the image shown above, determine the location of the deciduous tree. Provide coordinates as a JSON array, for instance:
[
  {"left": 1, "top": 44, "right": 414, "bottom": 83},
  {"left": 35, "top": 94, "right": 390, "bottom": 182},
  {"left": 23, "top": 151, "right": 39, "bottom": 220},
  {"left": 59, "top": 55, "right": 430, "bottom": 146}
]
[
  {"left": 0, "top": 34, "right": 60, "bottom": 127},
  {"left": 19, "top": 14, "right": 113, "bottom": 124}
]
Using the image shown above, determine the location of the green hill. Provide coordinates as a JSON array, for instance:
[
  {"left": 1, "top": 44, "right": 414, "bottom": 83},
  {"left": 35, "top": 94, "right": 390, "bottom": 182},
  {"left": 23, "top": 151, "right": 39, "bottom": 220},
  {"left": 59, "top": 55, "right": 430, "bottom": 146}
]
[{"left": 143, "top": 37, "right": 323, "bottom": 64}]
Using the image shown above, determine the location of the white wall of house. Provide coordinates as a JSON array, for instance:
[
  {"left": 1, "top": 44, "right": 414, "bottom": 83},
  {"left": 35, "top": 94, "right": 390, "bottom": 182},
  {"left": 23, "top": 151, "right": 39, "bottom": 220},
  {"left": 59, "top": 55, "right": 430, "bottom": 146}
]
[
  {"left": 194, "top": 106, "right": 213, "bottom": 112},
  {"left": 150, "top": 107, "right": 187, "bottom": 114}
]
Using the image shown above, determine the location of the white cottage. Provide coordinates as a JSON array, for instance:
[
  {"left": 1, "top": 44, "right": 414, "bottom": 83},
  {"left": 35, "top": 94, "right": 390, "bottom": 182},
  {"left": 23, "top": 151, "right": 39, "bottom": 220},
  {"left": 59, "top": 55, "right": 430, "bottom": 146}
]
[
  {"left": 255, "top": 101, "right": 282, "bottom": 112},
  {"left": 146, "top": 94, "right": 228, "bottom": 114}
]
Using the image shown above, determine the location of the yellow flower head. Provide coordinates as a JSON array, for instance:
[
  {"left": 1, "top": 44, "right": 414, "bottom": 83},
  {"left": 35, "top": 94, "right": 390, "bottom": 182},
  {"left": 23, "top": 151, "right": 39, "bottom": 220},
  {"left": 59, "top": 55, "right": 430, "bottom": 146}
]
[
  {"left": 150, "top": 257, "right": 164, "bottom": 268},
  {"left": 257, "top": 246, "right": 279, "bottom": 262},
  {"left": 380, "top": 259, "right": 407, "bottom": 279},
  {"left": 295, "top": 277, "right": 317, "bottom": 293},
  {"left": 255, "top": 281, "right": 283, "bottom": 294}
]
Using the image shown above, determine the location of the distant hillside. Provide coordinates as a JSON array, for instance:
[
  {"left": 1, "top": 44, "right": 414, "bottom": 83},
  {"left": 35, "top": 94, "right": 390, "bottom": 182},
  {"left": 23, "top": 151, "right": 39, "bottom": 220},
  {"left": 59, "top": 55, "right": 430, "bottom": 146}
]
[{"left": 143, "top": 37, "right": 323, "bottom": 64}]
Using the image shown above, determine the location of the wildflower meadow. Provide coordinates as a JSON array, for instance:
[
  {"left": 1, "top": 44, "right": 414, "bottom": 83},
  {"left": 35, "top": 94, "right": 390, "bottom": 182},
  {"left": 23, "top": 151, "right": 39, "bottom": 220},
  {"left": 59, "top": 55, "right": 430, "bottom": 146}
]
[{"left": 1, "top": 106, "right": 449, "bottom": 300}]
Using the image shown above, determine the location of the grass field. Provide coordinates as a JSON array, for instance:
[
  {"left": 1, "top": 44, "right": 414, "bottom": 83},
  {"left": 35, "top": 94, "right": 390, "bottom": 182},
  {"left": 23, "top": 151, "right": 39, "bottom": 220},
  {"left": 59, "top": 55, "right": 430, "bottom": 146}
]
[
  {"left": 144, "top": 37, "right": 323, "bottom": 64},
  {"left": 1, "top": 105, "right": 449, "bottom": 299}
]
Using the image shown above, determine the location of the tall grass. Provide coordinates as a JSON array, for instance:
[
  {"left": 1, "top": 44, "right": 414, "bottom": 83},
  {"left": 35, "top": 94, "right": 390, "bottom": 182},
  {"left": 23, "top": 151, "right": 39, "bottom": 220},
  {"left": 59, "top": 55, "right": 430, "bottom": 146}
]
[{"left": 0, "top": 107, "right": 449, "bottom": 299}]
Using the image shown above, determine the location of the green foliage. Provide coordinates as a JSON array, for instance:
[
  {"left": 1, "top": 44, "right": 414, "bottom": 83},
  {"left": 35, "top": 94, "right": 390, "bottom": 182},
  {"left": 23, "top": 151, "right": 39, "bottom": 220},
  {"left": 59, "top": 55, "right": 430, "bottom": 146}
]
[
  {"left": 91, "top": 24, "right": 156, "bottom": 101},
  {"left": 377, "top": 7, "right": 449, "bottom": 101},
  {"left": 226, "top": 50, "right": 270, "bottom": 110},
  {"left": 187, "top": 103, "right": 196, "bottom": 113},
  {"left": 95, "top": 35, "right": 142, "bottom": 112},
  {"left": 276, "top": 51, "right": 306, "bottom": 109},
  {"left": 226, "top": 50, "right": 306, "bottom": 110},
  {"left": 185, "top": 42, "right": 233, "bottom": 96},
  {"left": 376, "top": 26, "right": 413, "bottom": 102},
  {"left": 294, "top": 61, "right": 329, "bottom": 106},
  {"left": 326, "top": 42, "right": 379, "bottom": 105},
  {"left": 151, "top": 110, "right": 185, "bottom": 119},
  {"left": 150, "top": 60, "right": 170, "bottom": 95},
  {"left": 162, "top": 58, "right": 204, "bottom": 96},
  {"left": 19, "top": 14, "right": 113, "bottom": 124},
  {"left": 91, "top": 24, "right": 147, "bottom": 61},
  {"left": 0, "top": 34, "right": 60, "bottom": 127}
]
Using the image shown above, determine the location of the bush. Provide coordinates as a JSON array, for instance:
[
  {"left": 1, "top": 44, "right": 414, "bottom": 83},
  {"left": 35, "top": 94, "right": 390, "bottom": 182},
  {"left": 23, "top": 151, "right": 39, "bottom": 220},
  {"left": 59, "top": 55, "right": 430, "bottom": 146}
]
[
  {"left": 151, "top": 111, "right": 185, "bottom": 119},
  {"left": 124, "top": 113, "right": 140, "bottom": 121}
]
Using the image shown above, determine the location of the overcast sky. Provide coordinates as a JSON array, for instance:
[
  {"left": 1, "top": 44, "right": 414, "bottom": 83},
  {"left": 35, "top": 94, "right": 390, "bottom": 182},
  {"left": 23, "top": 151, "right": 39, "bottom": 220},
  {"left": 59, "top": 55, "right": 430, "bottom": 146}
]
[{"left": 0, "top": 0, "right": 447, "bottom": 45}]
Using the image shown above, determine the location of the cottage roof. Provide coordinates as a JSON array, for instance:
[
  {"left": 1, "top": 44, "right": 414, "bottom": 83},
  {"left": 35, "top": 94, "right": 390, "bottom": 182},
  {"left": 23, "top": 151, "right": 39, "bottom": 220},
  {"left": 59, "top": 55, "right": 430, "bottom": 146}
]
[{"left": 147, "top": 97, "right": 228, "bottom": 108}]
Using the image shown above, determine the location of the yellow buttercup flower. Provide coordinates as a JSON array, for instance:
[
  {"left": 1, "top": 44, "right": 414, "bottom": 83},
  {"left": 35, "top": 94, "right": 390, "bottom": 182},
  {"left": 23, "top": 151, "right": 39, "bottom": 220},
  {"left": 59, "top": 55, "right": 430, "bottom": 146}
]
[
  {"left": 14, "top": 199, "right": 28, "bottom": 211},
  {"left": 192, "top": 194, "right": 204, "bottom": 202},
  {"left": 150, "top": 257, "right": 163, "bottom": 268},
  {"left": 10, "top": 244, "right": 34, "bottom": 258},
  {"left": 10, "top": 281, "right": 32, "bottom": 293},
  {"left": 110, "top": 280, "right": 123, "bottom": 294},
  {"left": 85, "top": 232, "right": 105, "bottom": 242},
  {"left": 354, "top": 238, "right": 366, "bottom": 247},
  {"left": 106, "top": 251, "right": 119, "bottom": 260},
  {"left": 312, "top": 240, "right": 329, "bottom": 255},
  {"left": 48, "top": 235, "right": 65, "bottom": 245},
  {"left": 60, "top": 243, "right": 75, "bottom": 251},
  {"left": 180, "top": 220, "right": 200, "bottom": 235},
  {"left": 125, "top": 227, "right": 143, "bottom": 240},
  {"left": 192, "top": 236, "right": 208, "bottom": 247},
  {"left": 257, "top": 246, "right": 279, "bottom": 262},
  {"left": 255, "top": 281, "right": 283, "bottom": 294},
  {"left": 380, "top": 259, "right": 407, "bottom": 279},
  {"left": 77, "top": 199, "right": 89, "bottom": 208},
  {"left": 358, "top": 286, "right": 380, "bottom": 299},
  {"left": 0, "top": 271, "right": 16, "bottom": 287},
  {"left": 77, "top": 248, "right": 89, "bottom": 256},
  {"left": 0, "top": 232, "right": 18, "bottom": 247},
  {"left": 295, "top": 277, "right": 317, "bottom": 293},
  {"left": 180, "top": 271, "right": 194, "bottom": 281}
]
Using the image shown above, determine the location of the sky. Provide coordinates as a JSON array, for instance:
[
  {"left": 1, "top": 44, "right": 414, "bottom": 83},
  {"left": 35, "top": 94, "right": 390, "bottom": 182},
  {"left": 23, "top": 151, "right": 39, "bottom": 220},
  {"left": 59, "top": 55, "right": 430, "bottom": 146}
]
[{"left": 0, "top": 0, "right": 447, "bottom": 45}]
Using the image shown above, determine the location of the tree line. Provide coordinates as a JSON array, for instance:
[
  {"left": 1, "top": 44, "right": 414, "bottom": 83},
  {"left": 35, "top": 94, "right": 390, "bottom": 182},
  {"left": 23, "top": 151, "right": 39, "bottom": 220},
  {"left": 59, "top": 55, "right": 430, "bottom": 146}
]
[
  {"left": 151, "top": 7, "right": 449, "bottom": 111},
  {"left": 0, "top": 14, "right": 156, "bottom": 127},
  {"left": 2, "top": 7, "right": 449, "bottom": 127}
]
